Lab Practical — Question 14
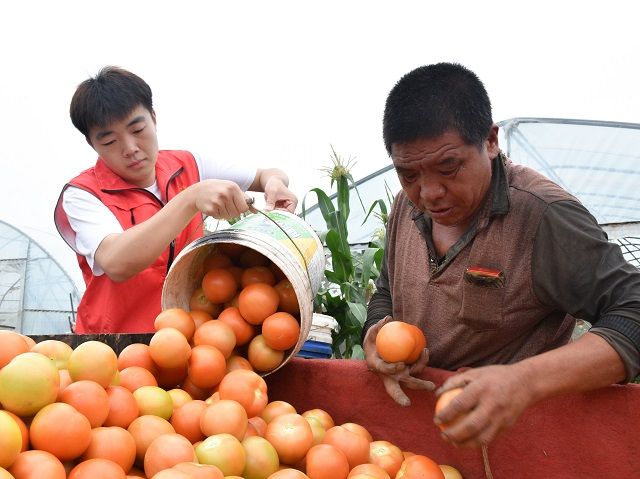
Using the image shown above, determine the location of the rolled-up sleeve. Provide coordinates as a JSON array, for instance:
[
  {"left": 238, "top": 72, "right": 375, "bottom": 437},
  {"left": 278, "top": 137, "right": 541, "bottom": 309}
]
[{"left": 362, "top": 245, "right": 393, "bottom": 343}]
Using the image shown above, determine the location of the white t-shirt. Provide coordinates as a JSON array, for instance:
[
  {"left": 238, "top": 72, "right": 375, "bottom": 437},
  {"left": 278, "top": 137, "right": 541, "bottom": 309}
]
[{"left": 62, "top": 153, "right": 256, "bottom": 276}]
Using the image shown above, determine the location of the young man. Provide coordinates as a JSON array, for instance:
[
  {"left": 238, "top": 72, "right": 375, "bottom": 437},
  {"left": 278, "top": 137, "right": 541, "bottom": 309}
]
[
  {"left": 55, "top": 66, "right": 297, "bottom": 334},
  {"left": 363, "top": 63, "right": 640, "bottom": 447}
]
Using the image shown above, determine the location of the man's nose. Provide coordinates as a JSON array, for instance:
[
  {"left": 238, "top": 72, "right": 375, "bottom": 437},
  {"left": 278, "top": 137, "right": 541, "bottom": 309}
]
[
  {"left": 122, "top": 136, "right": 139, "bottom": 157},
  {"left": 420, "top": 179, "right": 446, "bottom": 203}
]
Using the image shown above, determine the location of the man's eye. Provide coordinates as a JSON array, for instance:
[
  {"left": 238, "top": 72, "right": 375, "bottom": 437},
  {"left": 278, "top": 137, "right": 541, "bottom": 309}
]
[
  {"left": 440, "top": 168, "right": 458, "bottom": 176},
  {"left": 133, "top": 126, "right": 145, "bottom": 134},
  {"left": 101, "top": 140, "right": 116, "bottom": 146},
  {"left": 402, "top": 172, "right": 418, "bottom": 183}
]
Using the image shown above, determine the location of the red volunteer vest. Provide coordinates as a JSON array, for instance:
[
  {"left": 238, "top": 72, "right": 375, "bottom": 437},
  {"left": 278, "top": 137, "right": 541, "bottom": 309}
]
[{"left": 54, "top": 150, "right": 203, "bottom": 333}]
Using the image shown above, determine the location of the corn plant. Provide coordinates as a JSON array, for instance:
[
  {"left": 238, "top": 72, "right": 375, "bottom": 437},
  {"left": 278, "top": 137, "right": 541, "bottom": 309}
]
[{"left": 302, "top": 147, "right": 389, "bottom": 358}]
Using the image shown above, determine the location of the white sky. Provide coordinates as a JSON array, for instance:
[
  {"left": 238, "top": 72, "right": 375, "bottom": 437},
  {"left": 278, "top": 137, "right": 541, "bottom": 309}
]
[{"left": 1, "top": 0, "right": 640, "bottom": 291}]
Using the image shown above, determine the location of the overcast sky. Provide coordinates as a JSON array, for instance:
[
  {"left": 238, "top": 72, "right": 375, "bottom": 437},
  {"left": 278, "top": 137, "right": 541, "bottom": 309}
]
[{"left": 1, "top": 0, "right": 639, "bottom": 291}]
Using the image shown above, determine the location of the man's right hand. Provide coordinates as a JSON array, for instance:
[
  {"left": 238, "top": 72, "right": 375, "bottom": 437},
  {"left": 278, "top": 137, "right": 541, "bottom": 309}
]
[{"left": 363, "top": 316, "right": 435, "bottom": 406}]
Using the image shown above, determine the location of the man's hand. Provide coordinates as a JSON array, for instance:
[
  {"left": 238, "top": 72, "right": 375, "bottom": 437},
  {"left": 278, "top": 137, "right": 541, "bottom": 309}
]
[
  {"left": 434, "top": 364, "right": 535, "bottom": 448},
  {"left": 364, "top": 316, "right": 435, "bottom": 406},
  {"left": 263, "top": 176, "right": 297, "bottom": 213},
  {"left": 194, "top": 179, "right": 251, "bottom": 220}
]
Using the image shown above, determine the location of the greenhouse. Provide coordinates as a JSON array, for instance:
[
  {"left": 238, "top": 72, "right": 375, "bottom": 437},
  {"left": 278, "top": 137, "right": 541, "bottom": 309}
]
[
  {"left": 303, "top": 117, "right": 640, "bottom": 268},
  {"left": 0, "top": 219, "right": 80, "bottom": 334}
]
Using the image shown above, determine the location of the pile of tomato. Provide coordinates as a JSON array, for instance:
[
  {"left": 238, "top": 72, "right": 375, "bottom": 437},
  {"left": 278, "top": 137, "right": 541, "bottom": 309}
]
[{"left": 0, "top": 244, "right": 463, "bottom": 479}]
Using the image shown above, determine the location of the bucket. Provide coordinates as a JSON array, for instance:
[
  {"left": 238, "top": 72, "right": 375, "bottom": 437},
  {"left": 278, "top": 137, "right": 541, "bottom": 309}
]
[{"left": 162, "top": 210, "right": 325, "bottom": 375}]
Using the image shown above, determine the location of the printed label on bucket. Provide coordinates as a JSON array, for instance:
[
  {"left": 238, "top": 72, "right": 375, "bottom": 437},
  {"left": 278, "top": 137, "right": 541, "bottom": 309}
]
[{"left": 230, "top": 211, "right": 325, "bottom": 290}]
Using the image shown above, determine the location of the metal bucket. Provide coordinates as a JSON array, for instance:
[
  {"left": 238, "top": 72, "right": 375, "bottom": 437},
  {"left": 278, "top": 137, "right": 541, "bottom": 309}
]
[{"left": 161, "top": 210, "right": 325, "bottom": 375}]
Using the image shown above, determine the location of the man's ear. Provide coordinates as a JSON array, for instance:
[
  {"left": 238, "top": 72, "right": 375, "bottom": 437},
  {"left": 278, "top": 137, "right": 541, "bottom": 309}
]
[
  {"left": 151, "top": 109, "right": 157, "bottom": 125},
  {"left": 486, "top": 124, "right": 500, "bottom": 158}
]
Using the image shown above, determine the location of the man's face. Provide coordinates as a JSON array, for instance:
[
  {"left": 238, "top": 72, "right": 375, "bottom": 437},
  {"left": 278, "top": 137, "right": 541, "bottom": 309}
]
[
  {"left": 391, "top": 127, "right": 499, "bottom": 228},
  {"left": 87, "top": 105, "right": 159, "bottom": 188}
]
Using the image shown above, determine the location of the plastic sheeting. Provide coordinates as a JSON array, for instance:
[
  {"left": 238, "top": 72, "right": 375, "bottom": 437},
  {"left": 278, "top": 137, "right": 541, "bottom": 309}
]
[
  {"left": 302, "top": 118, "right": 640, "bottom": 267},
  {"left": 0, "top": 220, "right": 79, "bottom": 333}
]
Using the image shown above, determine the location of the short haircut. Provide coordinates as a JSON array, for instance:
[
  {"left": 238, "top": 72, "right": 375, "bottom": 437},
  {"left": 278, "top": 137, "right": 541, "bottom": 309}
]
[
  {"left": 69, "top": 66, "right": 153, "bottom": 139},
  {"left": 383, "top": 62, "right": 493, "bottom": 155}
]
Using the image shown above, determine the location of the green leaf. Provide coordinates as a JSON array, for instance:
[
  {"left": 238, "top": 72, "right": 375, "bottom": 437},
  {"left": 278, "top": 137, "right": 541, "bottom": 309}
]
[{"left": 347, "top": 301, "right": 367, "bottom": 326}]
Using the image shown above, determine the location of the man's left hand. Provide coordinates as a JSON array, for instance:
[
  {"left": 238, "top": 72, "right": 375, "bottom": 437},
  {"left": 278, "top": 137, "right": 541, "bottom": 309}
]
[{"left": 263, "top": 177, "right": 298, "bottom": 213}]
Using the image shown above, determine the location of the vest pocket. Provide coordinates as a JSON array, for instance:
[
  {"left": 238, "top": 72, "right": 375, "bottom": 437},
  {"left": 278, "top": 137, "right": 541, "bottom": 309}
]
[{"left": 458, "top": 281, "right": 505, "bottom": 331}]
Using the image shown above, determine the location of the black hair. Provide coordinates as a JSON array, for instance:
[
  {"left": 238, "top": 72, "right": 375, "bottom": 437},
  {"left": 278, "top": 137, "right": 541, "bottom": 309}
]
[
  {"left": 383, "top": 62, "right": 493, "bottom": 155},
  {"left": 69, "top": 66, "right": 153, "bottom": 139}
]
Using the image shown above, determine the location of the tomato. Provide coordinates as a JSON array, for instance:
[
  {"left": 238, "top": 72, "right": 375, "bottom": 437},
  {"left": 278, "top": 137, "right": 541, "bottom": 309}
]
[
  {"left": 30, "top": 403, "right": 92, "bottom": 462},
  {"left": 239, "top": 249, "right": 271, "bottom": 268},
  {"left": 193, "top": 320, "right": 237, "bottom": 358},
  {"left": 132, "top": 386, "right": 174, "bottom": 420},
  {"left": 241, "top": 266, "right": 276, "bottom": 287},
  {"left": 348, "top": 463, "right": 391, "bottom": 479},
  {"left": 305, "top": 443, "right": 350, "bottom": 479},
  {"left": 149, "top": 327, "right": 191, "bottom": 369},
  {"left": 238, "top": 283, "right": 280, "bottom": 325},
  {"left": 368, "top": 440, "right": 404, "bottom": 478},
  {"left": 434, "top": 388, "right": 464, "bottom": 431},
  {"left": 170, "top": 400, "right": 207, "bottom": 444},
  {"left": 127, "top": 415, "right": 175, "bottom": 463},
  {"left": 218, "top": 307, "right": 256, "bottom": 346},
  {"left": 118, "top": 366, "right": 158, "bottom": 393},
  {"left": 200, "top": 400, "right": 248, "bottom": 440},
  {"left": 143, "top": 433, "right": 196, "bottom": 479},
  {"left": 104, "top": 386, "right": 139, "bottom": 429},
  {"left": 172, "top": 461, "right": 224, "bottom": 479},
  {"left": 264, "top": 413, "right": 313, "bottom": 465},
  {"left": 189, "top": 288, "right": 222, "bottom": 317},
  {"left": 195, "top": 433, "right": 246, "bottom": 477},
  {"left": 248, "top": 335, "right": 285, "bottom": 372},
  {"left": 260, "top": 400, "right": 297, "bottom": 424},
  {"left": 59, "top": 379, "right": 111, "bottom": 427},
  {"left": 202, "top": 268, "right": 238, "bottom": 304},
  {"left": 154, "top": 308, "right": 196, "bottom": 341},
  {"left": 203, "top": 251, "right": 233, "bottom": 270},
  {"left": 67, "top": 458, "right": 126, "bottom": 479},
  {"left": 274, "top": 279, "right": 300, "bottom": 315},
  {"left": 8, "top": 450, "right": 66, "bottom": 479},
  {"left": 375, "top": 322, "right": 416, "bottom": 363},
  {"left": 396, "top": 455, "right": 445, "bottom": 479},
  {"left": 261, "top": 312, "right": 300, "bottom": 351},
  {"left": 68, "top": 341, "right": 118, "bottom": 388},
  {"left": 218, "top": 369, "right": 268, "bottom": 418},
  {"left": 302, "top": 409, "right": 335, "bottom": 432},
  {"left": 188, "top": 345, "right": 227, "bottom": 389},
  {"left": 241, "top": 435, "right": 280, "bottom": 479},
  {"left": 81, "top": 426, "right": 137, "bottom": 473},
  {"left": 0, "top": 331, "right": 30, "bottom": 369},
  {"left": 117, "top": 343, "right": 157, "bottom": 375},
  {"left": 0, "top": 410, "right": 21, "bottom": 469},
  {"left": 322, "top": 425, "right": 370, "bottom": 470}
]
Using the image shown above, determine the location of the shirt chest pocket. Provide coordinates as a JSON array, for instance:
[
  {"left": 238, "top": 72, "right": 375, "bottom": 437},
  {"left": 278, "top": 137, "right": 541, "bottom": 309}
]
[
  {"left": 457, "top": 280, "right": 505, "bottom": 331},
  {"left": 103, "top": 196, "right": 161, "bottom": 229}
]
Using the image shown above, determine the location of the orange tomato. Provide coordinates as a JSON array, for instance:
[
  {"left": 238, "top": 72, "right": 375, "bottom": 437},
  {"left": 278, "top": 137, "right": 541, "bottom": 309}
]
[
  {"left": 189, "top": 288, "right": 222, "bottom": 317},
  {"left": 274, "top": 279, "right": 300, "bottom": 315},
  {"left": 202, "top": 268, "right": 238, "bottom": 304},
  {"left": 68, "top": 340, "right": 118, "bottom": 388},
  {"left": 149, "top": 327, "right": 192, "bottom": 369},
  {"left": 305, "top": 416, "right": 326, "bottom": 446},
  {"left": 322, "top": 425, "right": 370, "bottom": 470},
  {"left": 172, "top": 461, "right": 224, "bottom": 479},
  {"left": 167, "top": 388, "right": 193, "bottom": 410},
  {"left": 81, "top": 426, "right": 137, "bottom": 473},
  {"left": 67, "top": 458, "right": 126, "bottom": 479},
  {"left": 368, "top": 440, "right": 404, "bottom": 478},
  {"left": 260, "top": 400, "right": 297, "bottom": 424},
  {"left": 0, "top": 410, "right": 21, "bottom": 469},
  {"left": 0, "top": 331, "right": 30, "bottom": 369},
  {"left": 59, "top": 379, "right": 111, "bottom": 428},
  {"left": 203, "top": 251, "right": 233, "bottom": 270},
  {"left": 133, "top": 386, "right": 174, "bottom": 420},
  {"left": 118, "top": 366, "right": 159, "bottom": 393},
  {"left": 305, "top": 443, "right": 350, "bottom": 479},
  {"left": 218, "top": 307, "right": 256, "bottom": 346},
  {"left": 127, "top": 415, "right": 175, "bottom": 463},
  {"left": 144, "top": 433, "right": 196, "bottom": 479},
  {"left": 405, "top": 324, "right": 427, "bottom": 364},
  {"left": 238, "top": 283, "right": 280, "bottom": 325},
  {"left": 434, "top": 388, "right": 464, "bottom": 431},
  {"left": 187, "top": 345, "right": 227, "bottom": 389},
  {"left": 8, "top": 450, "right": 66, "bottom": 479},
  {"left": 104, "top": 386, "right": 140, "bottom": 429},
  {"left": 30, "top": 402, "right": 92, "bottom": 461},
  {"left": 154, "top": 308, "right": 196, "bottom": 341},
  {"left": 395, "top": 455, "right": 445, "bottom": 479},
  {"left": 200, "top": 399, "right": 248, "bottom": 440},
  {"left": 247, "top": 335, "right": 285, "bottom": 372},
  {"left": 170, "top": 400, "right": 207, "bottom": 444},
  {"left": 375, "top": 322, "right": 416, "bottom": 364},
  {"left": 341, "top": 423, "right": 373, "bottom": 443},
  {"left": 261, "top": 312, "right": 300, "bottom": 351},
  {"left": 218, "top": 369, "right": 268, "bottom": 418},
  {"left": 181, "top": 376, "right": 213, "bottom": 401},
  {"left": 302, "top": 409, "right": 335, "bottom": 432},
  {"left": 348, "top": 463, "right": 391, "bottom": 479},
  {"left": 226, "top": 355, "right": 254, "bottom": 373},
  {"left": 190, "top": 309, "right": 215, "bottom": 329},
  {"left": 248, "top": 416, "right": 268, "bottom": 437},
  {"left": 267, "top": 469, "right": 310, "bottom": 479},
  {"left": 3, "top": 412, "right": 27, "bottom": 453},
  {"left": 241, "top": 266, "right": 276, "bottom": 287},
  {"left": 155, "top": 364, "right": 189, "bottom": 390},
  {"left": 117, "top": 343, "right": 158, "bottom": 375},
  {"left": 264, "top": 413, "right": 313, "bottom": 465},
  {"left": 193, "top": 320, "right": 237, "bottom": 358}
]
